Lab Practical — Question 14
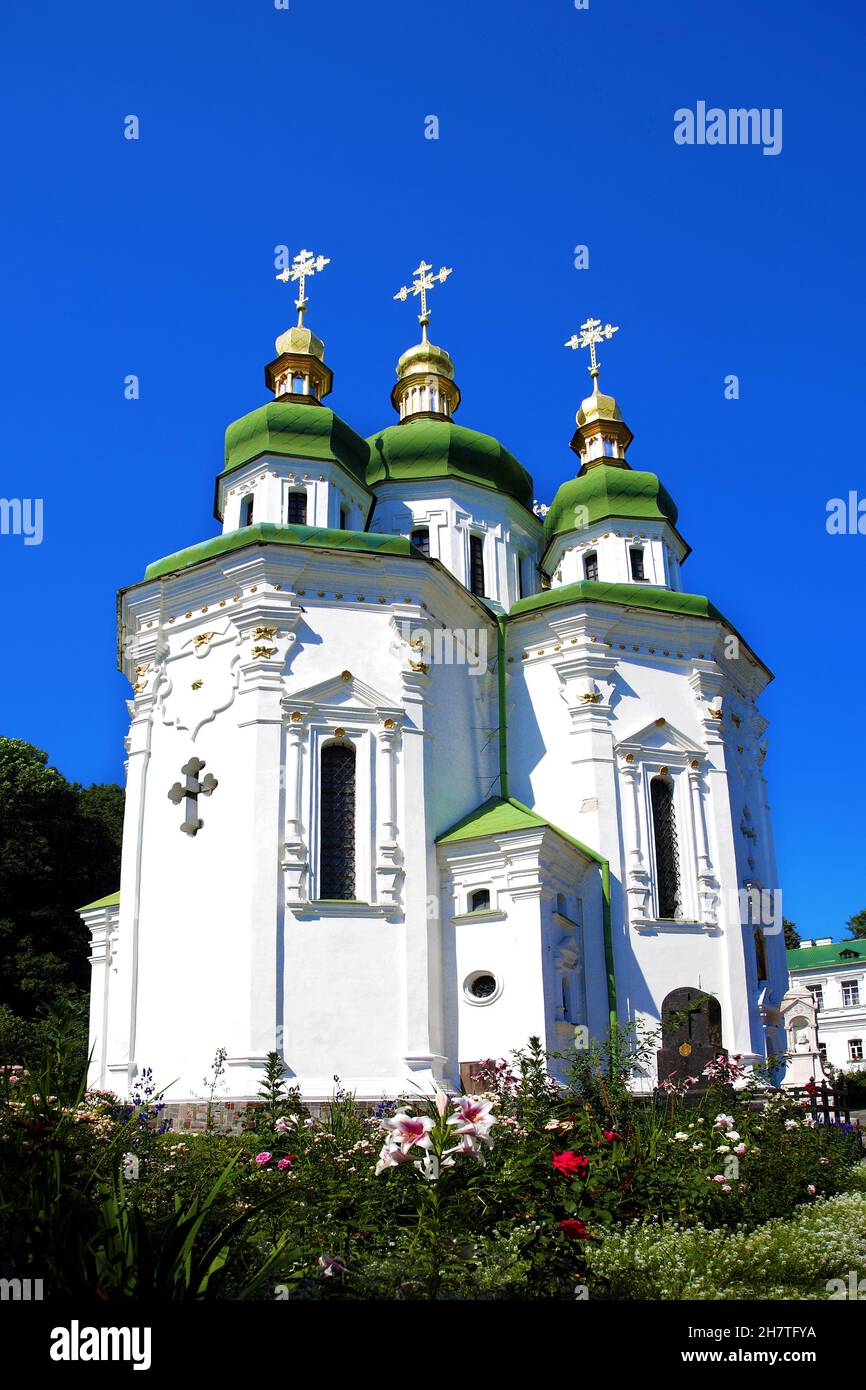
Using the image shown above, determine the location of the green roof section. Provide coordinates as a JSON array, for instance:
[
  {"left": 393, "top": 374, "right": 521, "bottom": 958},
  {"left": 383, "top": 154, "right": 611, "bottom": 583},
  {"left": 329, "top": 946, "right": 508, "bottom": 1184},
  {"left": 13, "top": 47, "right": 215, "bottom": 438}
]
[
  {"left": 543, "top": 464, "right": 679, "bottom": 545},
  {"left": 143, "top": 522, "right": 422, "bottom": 581},
  {"left": 437, "top": 796, "right": 548, "bottom": 844},
  {"left": 509, "top": 579, "right": 723, "bottom": 622},
  {"left": 78, "top": 890, "right": 120, "bottom": 913},
  {"left": 221, "top": 401, "right": 370, "bottom": 484},
  {"left": 437, "top": 795, "right": 596, "bottom": 865},
  {"left": 367, "top": 418, "right": 535, "bottom": 508},
  {"left": 788, "top": 940, "right": 866, "bottom": 971}
]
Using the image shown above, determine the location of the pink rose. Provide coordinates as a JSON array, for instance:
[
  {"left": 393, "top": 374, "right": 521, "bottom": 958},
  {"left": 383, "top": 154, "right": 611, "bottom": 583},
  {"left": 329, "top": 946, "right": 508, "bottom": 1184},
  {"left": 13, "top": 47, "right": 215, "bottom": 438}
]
[{"left": 255, "top": 1151, "right": 272, "bottom": 1166}]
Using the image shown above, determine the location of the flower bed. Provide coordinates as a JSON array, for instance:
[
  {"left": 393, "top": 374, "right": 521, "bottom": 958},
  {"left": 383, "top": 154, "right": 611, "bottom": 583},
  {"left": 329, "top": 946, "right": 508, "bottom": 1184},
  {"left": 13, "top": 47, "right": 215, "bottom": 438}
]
[{"left": 0, "top": 1039, "right": 862, "bottom": 1300}]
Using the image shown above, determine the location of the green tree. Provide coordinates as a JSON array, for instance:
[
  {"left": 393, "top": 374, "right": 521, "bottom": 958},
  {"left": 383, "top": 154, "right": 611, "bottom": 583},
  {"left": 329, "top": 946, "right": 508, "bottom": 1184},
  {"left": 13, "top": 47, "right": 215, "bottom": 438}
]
[
  {"left": 0, "top": 738, "right": 124, "bottom": 1019},
  {"left": 783, "top": 918, "right": 800, "bottom": 949},
  {"left": 845, "top": 909, "right": 866, "bottom": 940}
]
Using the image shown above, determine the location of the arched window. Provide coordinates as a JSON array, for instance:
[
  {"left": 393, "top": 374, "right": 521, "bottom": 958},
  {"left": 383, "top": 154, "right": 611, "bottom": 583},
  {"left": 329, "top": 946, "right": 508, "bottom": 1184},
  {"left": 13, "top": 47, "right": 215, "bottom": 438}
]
[
  {"left": 583, "top": 551, "right": 598, "bottom": 581},
  {"left": 240, "top": 494, "right": 254, "bottom": 527},
  {"left": 340, "top": 507, "right": 348, "bottom": 530},
  {"left": 630, "top": 547, "right": 646, "bottom": 581},
  {"left": 469, "top": 888, "right": 490, "bottom": 913},
  {"left": 410, "top": 527, "right": 430, "bottom": 556},
  {"left": 287, "top": 491, "right": 307, "bottom": 525},
  {"left": 555, "top": 892, "right": 567, "bottom": 917},
  {"left": 651, "top": 775, "right": 680, "bottom": 919},
  {"left": 319, "top": 742, "right": 356, "bottom": 900}
]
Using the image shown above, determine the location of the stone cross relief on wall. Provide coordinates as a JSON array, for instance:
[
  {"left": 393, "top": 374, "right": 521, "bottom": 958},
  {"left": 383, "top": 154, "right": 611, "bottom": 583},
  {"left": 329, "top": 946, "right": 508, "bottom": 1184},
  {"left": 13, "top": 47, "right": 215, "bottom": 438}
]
[{"left": 168, "top": 757, "right": 219, "bottom": 836}]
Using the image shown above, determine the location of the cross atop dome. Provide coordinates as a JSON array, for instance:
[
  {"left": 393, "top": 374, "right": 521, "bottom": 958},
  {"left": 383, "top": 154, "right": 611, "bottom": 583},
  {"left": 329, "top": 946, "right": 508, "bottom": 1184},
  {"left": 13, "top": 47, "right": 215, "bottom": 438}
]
[
  {"left": 565, "top": 317, "right": 620, "bottom": 391},
  {"left": 394, "top": 260, "right": 453, "bottom": 342},
  {"left": 276, "top": 248, "right": 331, "bottom": 327}
]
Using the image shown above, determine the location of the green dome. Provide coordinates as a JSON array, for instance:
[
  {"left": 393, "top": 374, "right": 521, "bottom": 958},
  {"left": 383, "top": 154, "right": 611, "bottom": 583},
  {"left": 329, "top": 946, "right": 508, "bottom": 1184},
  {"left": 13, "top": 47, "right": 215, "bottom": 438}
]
[
  {"left": 366, "top": 418, "right": 534, "bottom": 507},
  {"left": 222, "top": 400, "right": 369, "bottom": 484},
  {"left": 543, "top": 464, "right": 678, "bottom": 544}
]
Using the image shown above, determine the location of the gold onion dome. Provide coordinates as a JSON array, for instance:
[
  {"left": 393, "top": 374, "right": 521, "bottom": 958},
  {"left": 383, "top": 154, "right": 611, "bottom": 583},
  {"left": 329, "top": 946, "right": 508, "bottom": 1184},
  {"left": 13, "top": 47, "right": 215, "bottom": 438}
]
[
  {"left": 577, "top": 383, "right": 623, "bottom": 426},
  {"left": 274, "top": 322, "right": 325, "bottom": 363},
  {"left": 396, "top": 337, "right": 455, "bottom": 381}
]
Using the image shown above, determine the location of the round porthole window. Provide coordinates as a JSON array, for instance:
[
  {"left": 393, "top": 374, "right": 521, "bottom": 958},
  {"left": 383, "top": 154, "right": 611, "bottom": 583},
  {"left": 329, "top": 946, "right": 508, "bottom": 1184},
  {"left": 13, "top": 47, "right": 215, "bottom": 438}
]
[{"left": 464, "top": 971, "right": 502, "bottom": 1005}]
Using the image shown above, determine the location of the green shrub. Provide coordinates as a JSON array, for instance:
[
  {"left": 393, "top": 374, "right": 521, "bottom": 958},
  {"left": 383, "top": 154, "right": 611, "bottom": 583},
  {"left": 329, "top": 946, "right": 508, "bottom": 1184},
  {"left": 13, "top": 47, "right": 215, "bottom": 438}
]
[{"left": 584, "top": 1188, "right": 866, "bottom": 1300}]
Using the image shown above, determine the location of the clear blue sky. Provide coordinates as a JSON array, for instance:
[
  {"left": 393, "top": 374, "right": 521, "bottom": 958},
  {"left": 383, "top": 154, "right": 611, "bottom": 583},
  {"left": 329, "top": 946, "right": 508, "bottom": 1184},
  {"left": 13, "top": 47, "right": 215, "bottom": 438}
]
[{"left": 0, "top": 0, "right": 862, "bottom": 940}]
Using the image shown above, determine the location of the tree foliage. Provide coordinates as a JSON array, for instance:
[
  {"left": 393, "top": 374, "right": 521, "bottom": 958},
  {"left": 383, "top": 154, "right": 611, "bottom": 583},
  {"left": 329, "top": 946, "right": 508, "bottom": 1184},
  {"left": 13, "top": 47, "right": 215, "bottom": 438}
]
[
  {"left": 845, "top": 909, "right": 866, "bottom": 940},
  {"left": 0, "top": 738, "right": 123, "bottom": 1019}
]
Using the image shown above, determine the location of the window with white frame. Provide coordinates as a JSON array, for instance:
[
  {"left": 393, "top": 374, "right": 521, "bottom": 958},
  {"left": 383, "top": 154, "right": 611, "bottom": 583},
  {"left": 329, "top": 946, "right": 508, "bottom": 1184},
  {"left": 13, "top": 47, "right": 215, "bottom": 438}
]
[
  {"left": 842, "top": 979, "right": 861, "bottom": 1008},
  {"left": 808, "top": 983, "right": 824, "bottom": 1011},
  {"left": 650, "top": 775, "right": 680, "bottom": 919},
  {"left": 288, "top": 490, "right": 307, "bottom": 525},
  {"left": 849, "top": 1038, "right": 864, "bottom": 1062},
  {"left": 319, "top": 741, "right": 356, "bottom": 900}
]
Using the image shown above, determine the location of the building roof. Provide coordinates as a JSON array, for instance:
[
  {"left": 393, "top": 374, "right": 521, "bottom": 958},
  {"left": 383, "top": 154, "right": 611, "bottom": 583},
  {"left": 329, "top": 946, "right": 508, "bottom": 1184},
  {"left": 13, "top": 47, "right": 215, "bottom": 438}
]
[
  {"left": 436, "top": 795, "right": 596, "bottom": 866},
  {"left": 78, "top": 889, "right": 120, "bottom": 913},
  {"left": 221, "top": 400, "right": 370, "bottom": 484},
  {"left": 542, "top": 464, "right": 679, "bottom": 544},
  {"left": 509, "top": 578, "right": 723, "bottom": 622},
  {"left": 142, "top": 522, "right": 423, "bottom": 581},
  {"left": 366, "top": 418, "right": 535, "bottom": 507},
  {"left": 787, "top": 939, "right": 866, "bottom": 971}
]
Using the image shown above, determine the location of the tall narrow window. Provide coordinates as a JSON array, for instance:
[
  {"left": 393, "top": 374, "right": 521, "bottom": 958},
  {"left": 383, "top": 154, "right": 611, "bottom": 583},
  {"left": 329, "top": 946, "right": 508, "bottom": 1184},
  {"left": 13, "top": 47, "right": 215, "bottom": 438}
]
[
  {"left": 319, "top": 742, "right": 356, "bottom": 900},
  {"left": 410, "top": 527, "right": 430, "bottom": 556},
  {"left": 753, "top": 927, "right": 768, "bottom": 982},
  {"left": 288, "top": 491, "right": 307, "bottom": 525},
  {"left": 517, "top": 556, "right": 525, "bottom": 599},
  {"left": 584, "top": 552, "right": 598, "bottom": 581},
  {"left": 240, "top": 495, "right": 254, "bottom": 527},
  {"left": 651, "top": 775, "right": 680, "bottom": 919},
  {"left": 469, "top": 534, "right": 485, "bottom": 597},
  {"left": 340, "top": 507, "right": 348, "bottom": 530},
  {"left": 842, "top": 980, "right": 861, "bottom": 1007},
  {"left": 630, "top": 547, "right": 646, "bottom": 581}
]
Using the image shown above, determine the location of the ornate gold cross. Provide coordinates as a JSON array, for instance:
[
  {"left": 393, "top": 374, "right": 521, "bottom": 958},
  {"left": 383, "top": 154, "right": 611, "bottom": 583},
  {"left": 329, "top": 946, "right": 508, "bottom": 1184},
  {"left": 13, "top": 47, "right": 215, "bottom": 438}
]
[
  {"left": 565, "top": 317, "right": 620, "bottom": 385},
  {"left": 394, "top": 259, "right": 453, "bottom": 337},
  {"left": 276, "top": 248, "right": 331, "bottom": 325}
]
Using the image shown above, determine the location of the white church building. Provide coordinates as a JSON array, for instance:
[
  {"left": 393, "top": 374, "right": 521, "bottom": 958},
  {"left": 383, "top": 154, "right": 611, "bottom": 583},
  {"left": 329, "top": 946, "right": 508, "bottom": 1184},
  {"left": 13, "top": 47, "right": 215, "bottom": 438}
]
[{"left": 81, "top": 254, "right": 789, "bottom": 1107}]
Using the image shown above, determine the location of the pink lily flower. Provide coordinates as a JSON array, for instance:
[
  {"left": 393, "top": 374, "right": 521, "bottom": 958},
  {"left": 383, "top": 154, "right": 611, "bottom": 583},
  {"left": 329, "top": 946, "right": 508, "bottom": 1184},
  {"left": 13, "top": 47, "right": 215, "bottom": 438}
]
[
  {"left": 374, "top": 1144, "right": 414, "bottom": 1176},
  {"left": 382, "top": 1112, "right": 434, "bottom": 1152}
]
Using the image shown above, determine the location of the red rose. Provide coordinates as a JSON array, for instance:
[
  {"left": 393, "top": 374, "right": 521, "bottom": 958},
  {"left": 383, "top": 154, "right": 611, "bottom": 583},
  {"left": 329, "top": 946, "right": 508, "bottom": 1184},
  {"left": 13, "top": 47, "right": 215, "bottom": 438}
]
[
  {"left": 559, "top": 1218, "right": 590, "bottom": 1239},
  {"left": 552, "top": 1150, "right": 589, "bottom": 1178},
  {"left": 603, "top": 1129, "right": 622, "bottom": 1143}
]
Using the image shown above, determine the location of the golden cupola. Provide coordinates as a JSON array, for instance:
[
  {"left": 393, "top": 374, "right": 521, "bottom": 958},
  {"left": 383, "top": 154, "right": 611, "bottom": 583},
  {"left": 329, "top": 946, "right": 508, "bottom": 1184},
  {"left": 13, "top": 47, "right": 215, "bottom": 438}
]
[
  {"left": 264, "top": 248, "right": 334, "bottom": 404},
  {"left": 391, "top": 259, "right": 461, "bottom": 422},
  {"left": 565, "top": 316, "right": 633, "bottom": 470}
]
